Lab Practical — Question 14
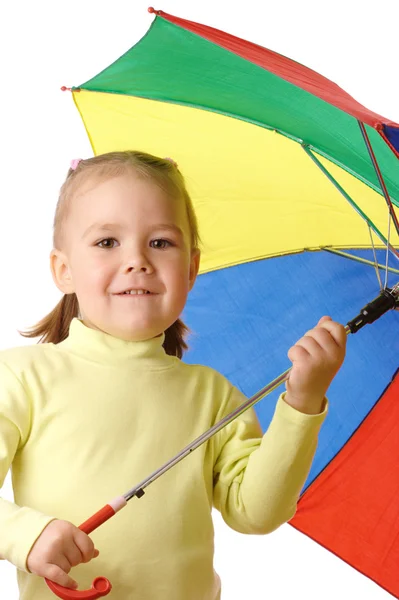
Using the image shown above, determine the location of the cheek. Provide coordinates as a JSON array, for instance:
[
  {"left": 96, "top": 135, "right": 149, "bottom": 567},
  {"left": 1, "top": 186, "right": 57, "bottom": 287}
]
[
  {"left": 171, "top": 257, "right": 191, "bottom": 279},
  {"left": 174, "top": 265, "right": 193, "bottom": 295},
  {"left": 73, "top": 255, "right": 113, "bottom": 289}
]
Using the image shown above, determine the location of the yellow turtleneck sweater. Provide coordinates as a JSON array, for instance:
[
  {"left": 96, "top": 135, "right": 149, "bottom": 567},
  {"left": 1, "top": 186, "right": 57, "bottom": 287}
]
[{"left": 0, "top": 318, "right": 327, "bottom": 599}]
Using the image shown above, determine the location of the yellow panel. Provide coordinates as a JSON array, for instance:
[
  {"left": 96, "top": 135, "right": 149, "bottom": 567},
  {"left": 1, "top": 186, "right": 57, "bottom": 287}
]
[{"left": 74, "top": 90, "right": 398, "bottom": 273}]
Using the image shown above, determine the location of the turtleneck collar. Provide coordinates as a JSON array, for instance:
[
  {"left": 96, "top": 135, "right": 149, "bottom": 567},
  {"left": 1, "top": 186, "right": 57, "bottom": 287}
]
[{"left": 56, "top": 318, "right": 177, "bottom": 369}]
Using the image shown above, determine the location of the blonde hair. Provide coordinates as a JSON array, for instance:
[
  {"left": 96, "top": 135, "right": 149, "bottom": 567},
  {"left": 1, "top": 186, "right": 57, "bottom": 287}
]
[{"left": 20, "top": 151, "right": 200, "bottom": 359}]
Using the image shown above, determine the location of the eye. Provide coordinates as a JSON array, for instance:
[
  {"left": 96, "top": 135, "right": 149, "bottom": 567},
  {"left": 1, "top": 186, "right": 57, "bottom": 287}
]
[
  {"left": 96, "top": 238, "right": 118, "bottom": 249},
  {"left": 150, "top": 238, "right": 172, "bottom": 249}
]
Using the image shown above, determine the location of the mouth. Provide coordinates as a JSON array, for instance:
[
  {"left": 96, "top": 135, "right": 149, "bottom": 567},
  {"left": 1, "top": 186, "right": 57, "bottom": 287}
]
[{"left": 116, "top": 289, "right": 153, "bottom": 296}]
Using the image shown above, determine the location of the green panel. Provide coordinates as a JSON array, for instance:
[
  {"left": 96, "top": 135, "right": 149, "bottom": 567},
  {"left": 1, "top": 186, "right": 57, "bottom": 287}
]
[{"left": 79, "top": 18, "right": 399, "bottom": 205}]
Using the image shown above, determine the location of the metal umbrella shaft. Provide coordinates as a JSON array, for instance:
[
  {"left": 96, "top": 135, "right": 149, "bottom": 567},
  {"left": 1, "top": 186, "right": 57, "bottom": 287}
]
[
  {"left": 120, "top": 281, "right": 399, "bottom": 503},
  {"left": 124, "top": 365, "right": 293, "bottom": 501}
]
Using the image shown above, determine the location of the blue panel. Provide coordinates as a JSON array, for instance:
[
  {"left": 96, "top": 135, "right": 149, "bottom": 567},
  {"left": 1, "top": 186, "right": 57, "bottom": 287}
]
[
  {"left": 182, "top": 249, "right": 399, "bottom": 492},
  {"left": 383, "top": 124, "right": 399, "bottom": 154}
]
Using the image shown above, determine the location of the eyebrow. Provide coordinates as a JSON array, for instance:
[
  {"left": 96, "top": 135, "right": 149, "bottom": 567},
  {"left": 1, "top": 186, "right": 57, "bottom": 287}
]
[
  {"left": 82, "top": 222, "right": 184, "bottom": 239},
  {"left": 82, "top": 223, "right": 120, "bottom": 239}
]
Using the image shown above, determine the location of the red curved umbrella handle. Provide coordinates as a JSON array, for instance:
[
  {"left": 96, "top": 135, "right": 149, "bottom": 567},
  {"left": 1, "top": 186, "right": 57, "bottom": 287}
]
[
  {"left": 45, "top": 497, "right": 127, "bottom": 600},
  {"left": 45, "top": 576, "right": 111, "bottom": 600}
]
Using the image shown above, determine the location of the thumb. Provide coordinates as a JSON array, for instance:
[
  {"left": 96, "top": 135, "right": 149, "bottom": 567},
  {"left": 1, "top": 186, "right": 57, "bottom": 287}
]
[{"left": 46, "top": 565, "right": 78, "bottom": 590}]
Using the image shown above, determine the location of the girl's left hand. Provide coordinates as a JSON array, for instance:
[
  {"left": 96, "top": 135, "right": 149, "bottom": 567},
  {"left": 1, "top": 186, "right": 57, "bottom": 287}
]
[{"left": 285, "top": 316, "right": 347, "bottom": 415}]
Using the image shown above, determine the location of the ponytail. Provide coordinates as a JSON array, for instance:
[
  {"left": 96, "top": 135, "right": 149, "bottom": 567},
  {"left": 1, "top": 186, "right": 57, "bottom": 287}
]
[
  {"left": 19, "top": 294, "right": 79, "bottom": 344},
  {"left": 20, "top": 295, "right": 190, "bottom": 358},
  {"left": 163, "top": 319, "right": 189, "bottom": 359}
]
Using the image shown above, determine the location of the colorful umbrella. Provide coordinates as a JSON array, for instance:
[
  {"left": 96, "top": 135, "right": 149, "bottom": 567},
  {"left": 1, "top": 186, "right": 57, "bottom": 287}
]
[{"left": 63, "top": 8, "right": 399, "bottom": 598}]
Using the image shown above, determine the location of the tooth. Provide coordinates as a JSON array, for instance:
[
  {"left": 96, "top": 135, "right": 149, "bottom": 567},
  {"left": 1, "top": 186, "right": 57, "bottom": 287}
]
[{"left": 122, "top": 289, "right": 149, "bottom": 294}]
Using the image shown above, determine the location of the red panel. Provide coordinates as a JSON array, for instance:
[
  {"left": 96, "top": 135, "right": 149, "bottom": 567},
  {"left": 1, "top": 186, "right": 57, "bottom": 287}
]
[
  {"left": 151, "top": 9, "right": 399, "bottom": 135},
  {"left": 291, "top": 371, "right": 399, "bottom": 598}
]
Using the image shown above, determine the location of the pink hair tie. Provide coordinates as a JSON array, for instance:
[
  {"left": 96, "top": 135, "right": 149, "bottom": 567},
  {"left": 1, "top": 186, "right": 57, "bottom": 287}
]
[
  {"left": 164, "top": 157, "right": 178, "bottom": 167},
  {"left": 70, "top": 158, "right": 82, "bottom": 170}
]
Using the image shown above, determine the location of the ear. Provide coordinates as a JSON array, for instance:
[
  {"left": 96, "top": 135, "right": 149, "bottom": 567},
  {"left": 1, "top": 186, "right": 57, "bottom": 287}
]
[
  {"left": 188, "top": 248, "right": 201, "bottom": 291},
  {"left": 50, "top": 249, "right": 75, "bottom": 294}
]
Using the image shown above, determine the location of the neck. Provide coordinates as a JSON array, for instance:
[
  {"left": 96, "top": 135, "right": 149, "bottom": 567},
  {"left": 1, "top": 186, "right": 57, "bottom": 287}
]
[{"left": 56, "top": 318, "right": 177, "bottom": 369}]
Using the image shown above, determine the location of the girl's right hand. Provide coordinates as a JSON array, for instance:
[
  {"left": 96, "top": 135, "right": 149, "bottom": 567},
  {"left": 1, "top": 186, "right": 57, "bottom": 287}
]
[{"left": 26, "top": 519, "right": 99, "bottom": 589}]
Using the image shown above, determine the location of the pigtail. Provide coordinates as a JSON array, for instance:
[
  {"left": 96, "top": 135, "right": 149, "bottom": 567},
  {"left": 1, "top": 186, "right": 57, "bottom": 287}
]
[
  {"left": 21, "top": 297, "right": 189, "bottom": 355},
  {"left": 163, "top": 318, "right": 189, "bottom": 359},
  {"left": 19, "top": 294, "right": 79, "bottom": 344}
]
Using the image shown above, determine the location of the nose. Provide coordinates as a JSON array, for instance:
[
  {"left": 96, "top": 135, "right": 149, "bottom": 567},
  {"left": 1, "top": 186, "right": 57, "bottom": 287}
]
[{"left": 123, "top": 248, "right": 154, "bottom": 274}]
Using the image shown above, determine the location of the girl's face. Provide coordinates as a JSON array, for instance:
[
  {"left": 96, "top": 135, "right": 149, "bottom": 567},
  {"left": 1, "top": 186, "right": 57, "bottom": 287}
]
[{"left": 50, "top": 172, "right": 200, "bottom": 341}]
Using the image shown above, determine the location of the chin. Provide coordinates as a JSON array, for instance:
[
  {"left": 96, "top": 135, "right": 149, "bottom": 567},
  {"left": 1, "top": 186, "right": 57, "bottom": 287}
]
[{"left": 118, "top": 324, "right": 163, "bottom": 341}]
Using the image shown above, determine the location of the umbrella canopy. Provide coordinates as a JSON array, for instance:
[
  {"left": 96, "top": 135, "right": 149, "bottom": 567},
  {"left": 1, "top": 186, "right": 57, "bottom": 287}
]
[{"left": 68, "top": 9, "right": 399, "bottom": 597}]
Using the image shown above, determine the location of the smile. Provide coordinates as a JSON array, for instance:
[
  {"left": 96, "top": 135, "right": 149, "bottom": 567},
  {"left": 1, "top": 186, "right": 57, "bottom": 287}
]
[{"left": 118, "top": 289, "right": 152, "bottom": 295}]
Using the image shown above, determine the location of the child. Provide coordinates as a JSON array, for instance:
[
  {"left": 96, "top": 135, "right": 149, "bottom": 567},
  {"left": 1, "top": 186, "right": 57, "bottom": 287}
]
[{"left": 0, "top": 151, "right": 346, "bottom": 600}]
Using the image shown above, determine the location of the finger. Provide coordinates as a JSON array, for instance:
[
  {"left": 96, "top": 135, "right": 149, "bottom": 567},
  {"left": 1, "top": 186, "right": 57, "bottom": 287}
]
[
  {"left": 288, "top": 337, "right": 319, "bottom": 362},
  {"left": 56, "top": 555, "right": 73, "bottom": 576},
  {"left": 304, "top": 327, "right": 341, "bottom": 354},
  {"left": 317, "top": 319, "right": 347, "bottom": 348},
  {"left": 317, "top": 315, "right": 332, "bottom": 325},
  {"left": 64, "top": 544, "right": 83, "bottom": 569},
  {"left": 45, "top": 564, "right": 78, "bottom": 590},
  {"left": 73, "top": 528, "right": 97, "bottom": 563}
]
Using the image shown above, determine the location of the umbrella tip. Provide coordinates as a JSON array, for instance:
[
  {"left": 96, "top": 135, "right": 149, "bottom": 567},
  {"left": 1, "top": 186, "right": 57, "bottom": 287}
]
[
  {"left": 60, "top": 86, "right": 81, "bottom": 93},
  {"left": 148, "top": 7, "right": 162, "bottom": 15}
]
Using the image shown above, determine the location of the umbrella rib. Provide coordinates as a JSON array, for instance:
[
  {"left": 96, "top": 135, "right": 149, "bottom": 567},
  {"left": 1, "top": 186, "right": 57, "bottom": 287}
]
[
  {"left": 301, "top": 145, "right": 399, "bottom": 263},
  {"left": 385, "top": 211, "right": 392, "bottom": 288},
  {"left": 199, "top": 245, "right": 399, "bottom": 277},
  {"left": 358, "top": 120, "right": 399, "bottom": 236},
  {"left": 357, "top": 119, "right": 398, "bottom": 288},
  {"left": 367, "top": 226, "right": 383, "bottom": 289},
  {"left": 322, "top": 247, "right": 399, "bottom": 275}
]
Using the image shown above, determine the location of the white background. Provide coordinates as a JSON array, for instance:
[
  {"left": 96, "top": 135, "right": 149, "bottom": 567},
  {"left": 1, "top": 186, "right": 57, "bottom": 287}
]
[{"left": 1, "top": 1, "right": 398, "bottom": 598}]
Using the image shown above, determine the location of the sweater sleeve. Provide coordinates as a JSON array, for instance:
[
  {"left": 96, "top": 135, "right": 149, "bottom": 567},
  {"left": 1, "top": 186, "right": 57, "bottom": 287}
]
[
  {"left": 0, "top": 361, "right": 56, "bottom": 572},
  {"left": 213, "top": 385, "right": 327, "bottom": 534}
]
